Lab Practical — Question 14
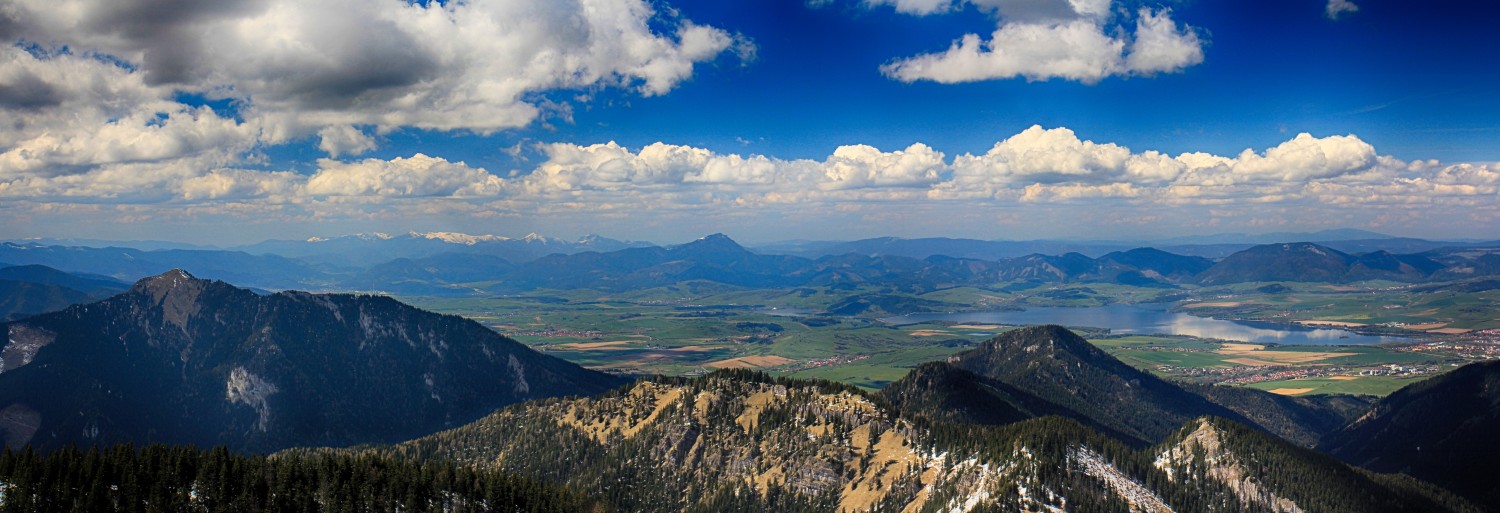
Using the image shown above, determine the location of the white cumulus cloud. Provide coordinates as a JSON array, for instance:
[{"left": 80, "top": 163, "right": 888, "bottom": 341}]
[
  {"left": 1326, "top": 0, "right": 1359, "bottom": 20},
  {"left": 0, "top": 0, "right": 746, "bottom": 177},
  {"left": 317, "top": 126, "right": 378, "bottom": 158},
  {"left": 5, "top": 126, "right": 1497, "bottom": 242},
  {"left": 864, "top": 0, "right": 957, "bottom": 15},
  {"left": 878, "top": 2, "right": 1204, "bottom": 84},
  {"left": 951, "top": 125, "right": 1134, "bottom": 185},
  {"left": 0, "top": 46, "right": 257, "bottom": 177},
  {"left": 305, "top": 154, "right": 505, "bottom": 197}
]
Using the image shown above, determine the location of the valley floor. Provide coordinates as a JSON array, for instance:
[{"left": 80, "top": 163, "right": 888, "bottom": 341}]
[{"left": 405, "top": 279, "right": 1500, "bottom": 396}]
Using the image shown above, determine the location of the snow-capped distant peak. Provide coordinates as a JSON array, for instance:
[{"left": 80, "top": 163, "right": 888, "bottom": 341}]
[
  {"left": 520, "top": 232, "right": 557, "bottom": 244},
  {"left": 411, "top": 231, "right": 509, "bottom": 245},
  {"left": 307, "top": 232, "right": 393, "bottom": 243}
]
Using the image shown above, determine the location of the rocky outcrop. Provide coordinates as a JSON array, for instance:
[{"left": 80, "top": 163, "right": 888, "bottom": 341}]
[{"left": 1155, "top": 419, "right": 1303, "bottom": 513}]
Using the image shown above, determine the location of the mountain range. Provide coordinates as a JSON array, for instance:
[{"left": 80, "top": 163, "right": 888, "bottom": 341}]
[
  {"left": 0, "top": 270, "right": 623, "bottom": 452},
  {"left": 400, "top": 236, "right": 1500, "bottom": 296},
  {"left": 0, "top": 270, "right": 1496, "bottom": 510},
  {"left": 7, "top": 232, "right": 1500, "bottom": 298},
  {"left": 361, "top": 326, "right": 1483, "bottom": 512}
]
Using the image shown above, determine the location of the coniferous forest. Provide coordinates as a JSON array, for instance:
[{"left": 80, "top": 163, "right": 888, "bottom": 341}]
[{"left": 0, "top": 444, "right": 604, "bottom": 513}]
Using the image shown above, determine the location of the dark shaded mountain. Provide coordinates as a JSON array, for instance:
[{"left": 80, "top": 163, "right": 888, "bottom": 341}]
[
  {"left": 940, "top": 325, "right": 1250, "bottom": 444},
  {"left": 1319, "top": 360, "right": 1500, "bottom": 510},
  {"left": 0, "top": 243, "right": 329, "bottom": 290},
  {"left": 912, "top": 325, "right": 1361, "bottom": 447},
  {"left": 341, "top": 252, "right": 516, "bottom": 295},
  {"left": 1098, "top": 247, "right": 1214, "bottom": 282},
  {"left": 0, "top": 270, "right": 624, "bottom": 452},
  {"left": 877, "top": 361, "right": 1144, "bottom": 442},
  {"left": 878, "top": 362, "right": 1040, "bottom": 425},
  {"left": 350, "top": 371, "right": 1468, "bottom": 513},
  {"left": 1155, "top": 417, "right": 1476, "bottom": 513},
  {"left": 1179, "top": 382, "right": 1373, "bottom": 447}
]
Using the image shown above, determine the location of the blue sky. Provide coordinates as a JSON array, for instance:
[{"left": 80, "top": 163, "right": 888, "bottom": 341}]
[{"left": 1, "top": 0, "right": 1497, "bottom": 245}]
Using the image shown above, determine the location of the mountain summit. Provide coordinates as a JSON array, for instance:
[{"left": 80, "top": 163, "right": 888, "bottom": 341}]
[
  {"left": 884, "top": 325, "right": 1361, "bottom": 447},
  {"left": 668, "top": 233, "right": 752, "bottom": 258},
  {"left": 0, "top": 270, "right": 624, "bottom": 452},
  {"left": 942, "top": 325, "right": 1241, "bottom": 443}
]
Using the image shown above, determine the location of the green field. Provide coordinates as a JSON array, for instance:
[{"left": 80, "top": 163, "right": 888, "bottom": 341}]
[{"left": 1243, "top": 375, "right": 1434, "bottom": 396}]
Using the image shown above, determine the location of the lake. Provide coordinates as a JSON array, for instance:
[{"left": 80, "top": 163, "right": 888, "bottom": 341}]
[{"left": 880, "top": 303, "right": 1408, "bottom": 345}]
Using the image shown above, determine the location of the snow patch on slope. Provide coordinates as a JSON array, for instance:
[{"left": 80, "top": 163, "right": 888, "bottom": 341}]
[{"left": 1070, "top": 445, "right": 1174, "bottom": 513}]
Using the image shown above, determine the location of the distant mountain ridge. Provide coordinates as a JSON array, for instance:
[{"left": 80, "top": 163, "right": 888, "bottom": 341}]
[
  {"left": 0, "top": 270, "right": 624, "bottom": 452},
  {"left": 7, "top": 233, "right": 1500, "bottom": 295},
  {"left": 235, "top": 231, "right": 656, "bottom": 268},
  {"left": 1197, "top": 242, "right": 1448, "bottom": 284},
  {"left": 479, "top": 237, "right": 1482, "bottom": 294},
  {"left": 0, "top": 242, "right": 328, "bottom": 290}
]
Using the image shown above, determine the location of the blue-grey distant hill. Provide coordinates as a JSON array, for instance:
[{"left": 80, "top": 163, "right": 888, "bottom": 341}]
[
  {"left": 0, "top": 242, "right": 328, "bottom": 290},
  {"left": 7, "top": 233, "right": 1500, "bottom": 295},
  {"left": 235, "top": 232, "right": 655, "bottom": 268},
  {"left": 1197, "top": 242, "right": 1450, "bottom": 284},
  {"left": 753, "top": 236, "right": 1136, "bottom": 259},
  {"left": 754, "top": 230, "right": 1484, "bottom": 260},
  {"left": 0, "top": 264, "right": 130, "bottom": 321},
  {"left": 0, "top": 264, "right": 129, "bottom": 295}
]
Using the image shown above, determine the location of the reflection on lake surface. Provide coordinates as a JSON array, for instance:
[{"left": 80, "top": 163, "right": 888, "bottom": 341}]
[{"left": 881, "top": 303, "right": 1408, "bottom": 345}]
